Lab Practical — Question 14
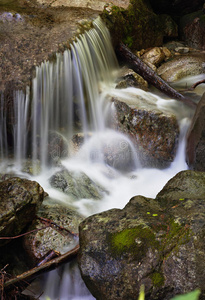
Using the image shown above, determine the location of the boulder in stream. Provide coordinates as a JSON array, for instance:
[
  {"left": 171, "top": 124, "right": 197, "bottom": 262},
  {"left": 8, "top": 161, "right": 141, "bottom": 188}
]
[
  {"left": 78, "top": 170, "right": 205, "bottom": 299},
  {"left": 0, "top": 177, "right": 45, "bottom": 246},
  {"left": 112, "top": 94, "right": 179, "bottom": 168},
  {"left": 49, "top": 168, "right": 108, "bottom": 200}
]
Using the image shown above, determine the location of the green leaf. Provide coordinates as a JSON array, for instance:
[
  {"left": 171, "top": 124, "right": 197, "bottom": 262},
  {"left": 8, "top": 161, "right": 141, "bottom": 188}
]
[
  {"left": 171, "top": 289, "right": 200, "bottom": 300},
  {"left": 138, "top": 285, "right": 145, "bottom": 300}
]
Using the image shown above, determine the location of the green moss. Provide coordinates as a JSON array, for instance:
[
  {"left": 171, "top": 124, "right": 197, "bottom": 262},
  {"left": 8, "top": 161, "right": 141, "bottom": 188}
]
[
  {"left": 101, "top": 0, "right": 165, "bottom": 50},
  {"left": 108, "top": 226, "right": 159, "bottom": 259},
  {"left": 150, "top": 272, "right": 165, "bottom": 287}
]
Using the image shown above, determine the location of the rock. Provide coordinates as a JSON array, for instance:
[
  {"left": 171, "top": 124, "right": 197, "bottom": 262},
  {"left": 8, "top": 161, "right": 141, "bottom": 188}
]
[
  {"left": 115, "top": 67, "right": 148, "bottom": 91},
  {"left": 23, "top": 203, "right": 83, "bottom": 265},
  {"left": 49, "top": 168, "right": 107, "bottom": 200},
  {"left": 186, "top": 92, "right": 205, "bottom": 171},
  {"left": 0, "top": 12, "right": 24, "bottom": 23},
  {"left": 112, "top": 95, "right": 179, "bottom": 168},
  {"left": 0, "top": 178, "right": 44, "bottom": 246},
  {"left": 180, "top": 10, "right": 205, "bottom": 50},
  {"left": 141, "top": 47, "right": 165, "bottom": 66},
  {"left": 101, "top": 2, "right": 177, "bottom": 50},
  {"left": 157, "top": 55, "right": 205, "bottom": 82},
  {"left": 35, "top": 0, "right": 130, "bottom": 10},
  {"left": 47, "top": 131, "right": 69, "bottom": 163},
  {"left": 78, "top": 170, "right": 205, "bottom": 300}
]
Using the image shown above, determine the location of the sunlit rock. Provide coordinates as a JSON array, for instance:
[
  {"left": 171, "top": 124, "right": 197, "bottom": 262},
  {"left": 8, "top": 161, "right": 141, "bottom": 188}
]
[
  {"left": 0, "top": 178, "right": 44, "bottom": 247},
  {"left": 78, "top": 170, "right": 205, "bottom": 299},
  {"left": 157, "top": 55, "right": 205, "bottom": 82},
  {"left": 141, "top": 47, "right": 165, "bottom": 66}
]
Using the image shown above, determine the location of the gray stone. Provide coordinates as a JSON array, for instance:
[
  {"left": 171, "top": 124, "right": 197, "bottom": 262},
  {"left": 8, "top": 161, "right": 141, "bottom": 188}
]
[
  {"left": 0, "top": 177, "right": 45, "bottom": 246},
  {"left": 49, "top": 168, "right": 108, "bottom": 200}
]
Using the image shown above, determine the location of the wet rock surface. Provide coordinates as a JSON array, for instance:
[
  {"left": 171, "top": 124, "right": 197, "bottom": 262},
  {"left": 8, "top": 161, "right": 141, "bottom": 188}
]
[
  {"left": 23, "top": 203, "right": 83, "bottom": 265},
  {"left": 186, "top": 92, "right": 205, "bottom": 171},
  {"left": 157, "top": 54, "right": 205, "bottom": 82},
  {"left": 78, "top": 170, "right": 205, "bottom": 300},
  {"left": 0, "top": 177, "right": 45, "bottom": 246},
  {"left": 49, "top": 168, "right": 108, "bottom": 200},
  {"left": 112, "top": 95, "right": 179, "bottom": 168}
]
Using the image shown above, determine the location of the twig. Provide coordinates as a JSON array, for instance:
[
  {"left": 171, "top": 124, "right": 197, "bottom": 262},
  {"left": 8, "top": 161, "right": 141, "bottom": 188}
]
[
  {"left": 37, "top": 216, "right": 79, "bottom": 238},
  {"left": 179, "top": 79, "right": 205, "bottom": 92},
  {"left": 0, "top": 226, "right": 50, "bottom": 240}
]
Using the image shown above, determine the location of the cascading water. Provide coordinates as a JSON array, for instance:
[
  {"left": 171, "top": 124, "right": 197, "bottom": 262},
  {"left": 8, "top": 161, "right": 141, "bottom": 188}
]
[{"left": 0, "top": 16, "right": 204, "bottom": 300}]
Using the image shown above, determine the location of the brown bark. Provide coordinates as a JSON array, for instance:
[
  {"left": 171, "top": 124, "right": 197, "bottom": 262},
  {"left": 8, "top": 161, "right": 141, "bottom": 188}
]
[{"left": 115, "top": 42, "right": 196, "bottom": 108}]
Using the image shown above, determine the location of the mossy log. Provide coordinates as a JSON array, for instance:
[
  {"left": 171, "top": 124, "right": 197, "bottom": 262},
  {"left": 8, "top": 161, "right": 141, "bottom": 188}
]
[{"left": 115, "top": 42, "right": 196, "bottom": 108}]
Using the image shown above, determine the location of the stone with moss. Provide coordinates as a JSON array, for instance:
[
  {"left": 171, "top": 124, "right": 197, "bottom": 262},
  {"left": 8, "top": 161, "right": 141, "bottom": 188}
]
[
  {"left": 101, "top": 0, "right": 178, "bottom": 50},
  {"left": 78, "top": 170, "right": 205, "bottom": 299}
]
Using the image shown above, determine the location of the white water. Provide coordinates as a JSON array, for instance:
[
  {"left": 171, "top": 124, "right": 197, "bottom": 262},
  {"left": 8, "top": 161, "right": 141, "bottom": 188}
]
[{"left": 0, "top": 16, "right": 204, "bottom": 300}]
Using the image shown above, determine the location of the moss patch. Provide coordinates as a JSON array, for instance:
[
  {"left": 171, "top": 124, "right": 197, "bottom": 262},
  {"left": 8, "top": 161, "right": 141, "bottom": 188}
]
[
  {"left": 108, "top": 226, "right": 159, "bottom": 259},
  {"left": 150, "top": 271, "right": 165, "bottom": 287}
]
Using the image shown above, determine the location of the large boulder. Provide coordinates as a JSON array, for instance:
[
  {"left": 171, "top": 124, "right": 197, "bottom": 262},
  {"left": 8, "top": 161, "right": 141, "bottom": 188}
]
[
  {"left": 157, "top": 54, "right": 205, "bottom": 82},
  {"left": 78, "top": 170, "right": 205, "bottom": 299},
  {"left": 0, "top": 177, "right": 44, "bottom": 246},
  {"left": 112, "top": 95, "right": 179, "bottom": 168},
  {"left": 186, "top": 92, "right": 205, "bottom": 170}
]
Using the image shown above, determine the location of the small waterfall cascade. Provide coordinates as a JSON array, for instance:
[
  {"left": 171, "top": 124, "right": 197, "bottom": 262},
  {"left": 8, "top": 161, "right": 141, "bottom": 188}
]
[
  {"left": 0, "top": 16, "right": 123, "bottom": 171},
  {"left": 1, "top": 14, "right": 204, "bottom": 300}
]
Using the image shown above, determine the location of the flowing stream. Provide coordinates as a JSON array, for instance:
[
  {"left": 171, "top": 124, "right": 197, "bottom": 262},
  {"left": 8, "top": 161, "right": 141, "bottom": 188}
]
[{"left": 0, "top": 16, "right": 204, "bottom": 300}]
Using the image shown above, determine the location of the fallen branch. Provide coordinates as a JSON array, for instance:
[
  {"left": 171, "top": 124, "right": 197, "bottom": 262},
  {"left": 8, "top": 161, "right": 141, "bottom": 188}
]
[
  {"left": 179, "top": 79, "right": 205, "bottom": 92},
  {"left": 2, "top": 243, "right": 79, "bottom": 292},
  {"left": 115, "top": 42, "right": 196, "bottom": 108}
]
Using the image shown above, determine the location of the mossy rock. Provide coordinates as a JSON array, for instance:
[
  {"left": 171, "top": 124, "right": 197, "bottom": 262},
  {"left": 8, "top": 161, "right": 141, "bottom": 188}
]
[
  {"left": 78, "top": 171, "right": 205, "bottom": 299},
  {"left": 101, "top": 0, "right": 178, "bottom": 50}
]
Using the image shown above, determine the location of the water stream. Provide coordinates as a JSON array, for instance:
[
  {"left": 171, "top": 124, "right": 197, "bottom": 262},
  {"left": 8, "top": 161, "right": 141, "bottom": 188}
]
[{"left": 0, "top": 16, "right": 204, "bottom": 300}]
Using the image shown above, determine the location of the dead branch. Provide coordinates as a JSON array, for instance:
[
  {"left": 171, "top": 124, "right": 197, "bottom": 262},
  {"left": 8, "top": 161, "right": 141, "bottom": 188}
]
[
  {"left": 115, "top": 42, "right": 196, "bottom": 108},
  {"left": 2, "top": 243, "right": 79, "bottom": 292},
  {"left": 179, "top": 79, "right": 205, "bottom": 92}
]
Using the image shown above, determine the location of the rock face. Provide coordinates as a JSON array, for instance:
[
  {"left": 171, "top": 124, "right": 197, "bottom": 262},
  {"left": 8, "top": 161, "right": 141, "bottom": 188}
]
[
  {"left": 186, "top": 92, "right": 205, "bottom": 171},
  {"left": 112, "top": 96, "right": 179, "bottom": 168},
  {"left": 23, "top": 203, "right": 83, "bottom": 265},
  {"left": 0, "top": 178, "right": 44, "bottom": 246},
  {"left": 157, "top": 55, "right": 205, "bottom": 82},
  {"left": 78, "top": 170, "right": 205, "bottom": 300}
]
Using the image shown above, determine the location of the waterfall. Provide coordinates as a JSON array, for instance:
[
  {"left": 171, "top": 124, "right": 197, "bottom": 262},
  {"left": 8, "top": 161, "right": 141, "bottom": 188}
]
[{"left": 0, "top": 17, "right": 119, "bottom": 171}]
